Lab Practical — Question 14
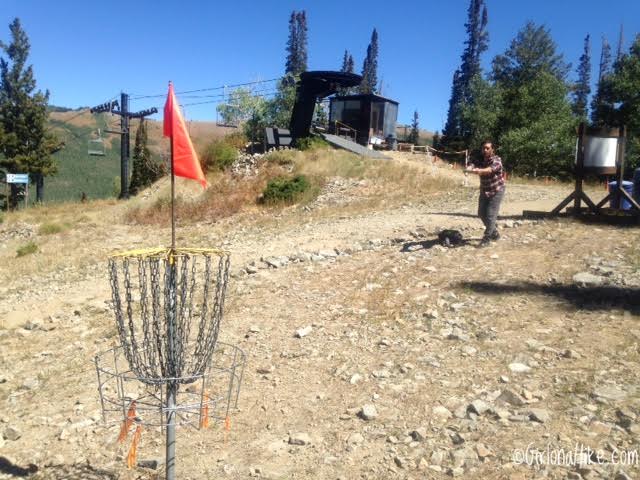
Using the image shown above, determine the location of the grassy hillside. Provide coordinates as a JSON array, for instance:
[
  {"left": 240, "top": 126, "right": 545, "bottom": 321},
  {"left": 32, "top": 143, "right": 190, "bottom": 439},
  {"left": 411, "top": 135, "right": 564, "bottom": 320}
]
[{"left": 38, "top": 109, "right": 234, "bottom": 204}]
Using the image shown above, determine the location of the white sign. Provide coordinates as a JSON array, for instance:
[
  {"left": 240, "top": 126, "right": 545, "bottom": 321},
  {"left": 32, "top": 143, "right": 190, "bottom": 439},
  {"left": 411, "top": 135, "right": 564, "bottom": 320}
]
[{"left": 6, "top": 173, "right": 29, "bottom": 184}]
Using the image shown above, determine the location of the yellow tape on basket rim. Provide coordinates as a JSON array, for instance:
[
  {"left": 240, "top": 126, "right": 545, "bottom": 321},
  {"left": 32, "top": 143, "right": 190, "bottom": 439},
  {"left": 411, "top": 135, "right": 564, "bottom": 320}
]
[{"left": 109, "top": 247, "right": 229, "bottom": 259}]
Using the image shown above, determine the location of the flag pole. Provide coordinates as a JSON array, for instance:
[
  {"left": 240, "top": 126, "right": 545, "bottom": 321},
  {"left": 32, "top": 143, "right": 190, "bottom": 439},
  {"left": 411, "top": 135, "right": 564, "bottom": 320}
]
[
  {"left": 166, "top": 81, "right": 177, "bottom": 480},
  {"left": 171, "top": 125, "right": 176, "bottom": 250}
]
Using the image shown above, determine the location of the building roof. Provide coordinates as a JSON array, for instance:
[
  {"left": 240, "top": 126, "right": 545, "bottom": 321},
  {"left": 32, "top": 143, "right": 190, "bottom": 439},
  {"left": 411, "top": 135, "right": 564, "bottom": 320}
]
[{"left": 331, "top": 93, "right": 399, "bottom": 105}]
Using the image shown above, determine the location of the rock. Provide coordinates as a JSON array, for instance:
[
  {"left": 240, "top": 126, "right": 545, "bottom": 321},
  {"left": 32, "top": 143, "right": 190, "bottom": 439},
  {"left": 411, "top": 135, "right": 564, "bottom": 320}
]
[
  {"left": 508, "top": 363, "right": 531, "bottom": 373},
  {"left": 615, "top": 472, "right": 633, "bottom": 480},
  {"left": 21, "top": 378, "right": 39, "bottom": 390},
  {"left": 3, "top": 425, "right": 21, "bottom": 441},
  {"left": 256, "top": 365, "right": 275, "bottom": 374},
  {"left": 249, "top": 325, "right": 261, "bottom": 333},
  {"left": 450, "top": 467, "right": 465, "bottom": 477},
  {"left": 449, "top": 431, "right": 465, "bottom": 445},
  {"left": 318, "top": 249, "right": 338, "bottom": 258},
  {"left": 447, "top": 328, "right": 470, "bottom": 342},
  {"left": 616, "top": 408, "right": 636, "bottom": 429},
  {"left": 461, "top": 346, "right": 477, "bottom": 356},
  {"left": 454, "top": 405, "right": 468, "bottom": 419},
  {"left": 137, "top": 459, "right": 160, "bottom": 470},
  {"left": 451, "top": 446, "right": 478, "bottom": 468},
  {"left": 593, "top": 385, "right": 627, "bottom": 401},
  {"left": 294, "top": 326, "right": 313, "bottom": 338},
  {"left": 430, "top": 450, "right": 446, "bottom": 465},
  {"left": 469, "top": 399, "right": 490, "bottom": 415},
  {"left": 432, "top": 406, "right": 452, "bottom": 420},
  {"left": 499, "top": 375, "right": 510, "bottom": 383},
  {"left": 528, "top": 408, "right": 551, "bottom": 423},
  {"left": 589, "top": 420, "right": 611, "bottom": 435},
  {"left": 410, "top": 428, "right": 427, "bottom": 442},
  {"left": 288, "top": 432, "right": 312, "bottom": 445},
  {"left": 497, "top": 389, "right": 526, "bottom": 406},
  {"left": 394, "top": 456, "right": 407, "bottom": 469},
  {"left": 572, "top": 272, "right": 605, "bottom": 287},
  {"left": 476, "top": 443, "right": 493, "bottom": 459},
  {"left": 349, "top": 373, "right": 363, "bottom": 385},
  {"left": 359, "top": 404, "right": 378, "bottom": 421},
  {"left": 347, "top": 432, "right": 364, "bottom": 445}
]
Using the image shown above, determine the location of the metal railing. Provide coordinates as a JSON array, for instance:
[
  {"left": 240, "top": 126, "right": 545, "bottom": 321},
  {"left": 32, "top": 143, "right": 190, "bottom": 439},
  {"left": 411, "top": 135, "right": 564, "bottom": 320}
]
[{"left": 333, "top": 120, "right": 357, "bottom": 142}]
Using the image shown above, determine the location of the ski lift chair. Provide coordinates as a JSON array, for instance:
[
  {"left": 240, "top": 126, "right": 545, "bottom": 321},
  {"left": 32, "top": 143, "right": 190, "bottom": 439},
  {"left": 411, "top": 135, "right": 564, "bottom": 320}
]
[{"left": 88, "top": 129, "right": 106, "bottom": 156}]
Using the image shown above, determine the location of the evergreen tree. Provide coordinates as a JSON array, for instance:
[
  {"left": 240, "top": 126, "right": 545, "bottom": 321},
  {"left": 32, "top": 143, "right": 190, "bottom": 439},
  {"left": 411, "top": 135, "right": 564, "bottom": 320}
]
[
  {"left": 129, "top": 119, "right": 162, "bottom": 195},
  {"left": 285, "top": 11, "right": 308, "bottom": 76},
  {"left": 408, "top": 110, "right": 420, "bottom": 144},
  {"left": 616, "top": 24, "right": 624, "bottom": 63},
  {"left": 591, "top": 36, "right": 613, "bottom": 125},
  {"left": 338, "top": 50, "right": 356, "bottom": 96},
  {"left": 442, "top": 0, "right": 489, "bottom": 149},
  {"left": 432, "top": 131, "right": 440, "bottom": 149},
  {"left": 442, "top": 70, "right": 466, "bottom": 151},
  {"left": 360, "top": 28, "right": 379, "bottom": 94},
  {"left": 491, "top": 22, "right": 576, "bottom": 177},
  {"left": 296, "top": 11, "right": 308, "bottom": 73},
  {"left": 0, "top": 18, "right": 62, "bottom": 206},
  {"left": 460, "top": 74, "right": 502, "bottom": 154},
  {"left": 341, "top": 50, "right": 355, "bottom": 73},
  {"left": 598, "top": 34, "right": 640, "bottom": 170},
  {"left": 572, "top": 34, "right": 591, "bottom": 120}
]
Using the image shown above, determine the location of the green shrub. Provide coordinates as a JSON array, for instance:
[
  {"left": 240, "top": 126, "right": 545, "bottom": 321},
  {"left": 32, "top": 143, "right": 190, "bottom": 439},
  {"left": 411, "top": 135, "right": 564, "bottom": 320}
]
[
  {"left": 264, "top": 149, "right": 295, "bottom": 166},
  {"left": 261, "top": 175, "right": 311, "bottom": 204},
  {"left": 201, "top": 138, "right": 238, "bottom": 172},
  {"left": 295, "top": 136, "right": 329, "bottom": 151},
  {"left": 38, "top": 222, "right": 67, "bottom": 235},
  {"left": 17, "top": 241, "right": 38, "bottom": 257}
]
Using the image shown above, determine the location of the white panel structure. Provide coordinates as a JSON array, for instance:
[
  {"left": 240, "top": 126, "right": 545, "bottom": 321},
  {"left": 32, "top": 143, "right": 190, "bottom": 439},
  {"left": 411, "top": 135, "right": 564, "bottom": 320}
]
[{"left": 583, "top": 136, "right": 618, "bottom": 169}]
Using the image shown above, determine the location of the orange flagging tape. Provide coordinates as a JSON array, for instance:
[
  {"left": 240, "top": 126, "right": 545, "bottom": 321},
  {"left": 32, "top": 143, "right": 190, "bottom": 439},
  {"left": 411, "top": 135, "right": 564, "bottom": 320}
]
[
  {"left": 118, "top": 401, "right": 137, "bottom": 443},
  {"left": 126, "top": 425, "right": 143, "bottom": 469},
  {"left": 200, "top": 395, "right": 210, "bottom": 429},
  {"left": 223, "top": 415, "right": 231, "bottom": 445}
]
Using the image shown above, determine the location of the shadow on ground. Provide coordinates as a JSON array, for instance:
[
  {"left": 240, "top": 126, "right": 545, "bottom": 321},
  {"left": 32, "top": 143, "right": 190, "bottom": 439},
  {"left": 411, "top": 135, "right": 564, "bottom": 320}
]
[
  {"left": 0, "top": 457, "right": 119, "bottom": 480},
  {"left": 424, "top": 211, "right": 527, "bottom": 221},
  {"left": 457, "top": 280, "right": 640, "bottom": 313}
]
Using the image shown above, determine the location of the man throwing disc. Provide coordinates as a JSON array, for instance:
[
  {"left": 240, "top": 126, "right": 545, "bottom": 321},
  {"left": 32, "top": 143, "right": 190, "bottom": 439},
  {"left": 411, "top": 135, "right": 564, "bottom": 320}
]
[{"left": 466, "top": 141, "right": 505, "bottom": 247}]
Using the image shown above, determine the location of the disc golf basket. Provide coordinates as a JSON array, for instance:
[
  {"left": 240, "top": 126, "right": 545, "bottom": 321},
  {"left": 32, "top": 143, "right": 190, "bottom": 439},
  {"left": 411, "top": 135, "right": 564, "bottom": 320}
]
[{"left": 94, "top": 248, "right": 245, "bottom": 479}]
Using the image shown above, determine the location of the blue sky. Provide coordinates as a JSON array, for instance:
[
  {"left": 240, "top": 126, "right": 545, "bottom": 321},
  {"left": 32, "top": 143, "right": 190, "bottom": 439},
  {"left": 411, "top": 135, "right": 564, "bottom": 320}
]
[{"left": 2, "top": 0, "right": 639, "bottom": 132}]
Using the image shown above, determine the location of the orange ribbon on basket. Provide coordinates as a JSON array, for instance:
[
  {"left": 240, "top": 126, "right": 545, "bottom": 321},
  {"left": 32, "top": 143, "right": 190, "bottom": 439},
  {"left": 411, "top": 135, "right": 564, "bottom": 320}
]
[
  {"left": 200, "top": 395, "right": 210, "bottom": 429},
  {"left": 118, "top": 400, "right": 137, "bottom": 443},
  {"left": 126, "top": 424, "right": 143, "bottom": 469},
  {"left": 223, "top": 415, "right": 231, "bottom": 445}
]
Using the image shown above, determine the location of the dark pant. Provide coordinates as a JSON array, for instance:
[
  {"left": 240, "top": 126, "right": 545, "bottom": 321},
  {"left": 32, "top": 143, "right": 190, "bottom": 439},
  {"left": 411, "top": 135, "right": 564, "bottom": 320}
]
[{"left": 478, "top": 187, "right": 505, "bottom": 239}]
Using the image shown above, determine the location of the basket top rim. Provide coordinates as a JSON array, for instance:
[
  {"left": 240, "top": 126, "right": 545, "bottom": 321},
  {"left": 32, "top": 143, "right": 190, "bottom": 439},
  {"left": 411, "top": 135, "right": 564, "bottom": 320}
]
[{"left": 109, "top": 247, "right": 229, "bottom": 259}]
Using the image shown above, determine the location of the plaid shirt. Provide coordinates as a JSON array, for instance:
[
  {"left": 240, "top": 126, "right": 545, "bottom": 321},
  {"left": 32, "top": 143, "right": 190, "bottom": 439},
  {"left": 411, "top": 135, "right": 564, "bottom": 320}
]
[{"left": 473, "top": 154, "right": 505, "bottom": 197}]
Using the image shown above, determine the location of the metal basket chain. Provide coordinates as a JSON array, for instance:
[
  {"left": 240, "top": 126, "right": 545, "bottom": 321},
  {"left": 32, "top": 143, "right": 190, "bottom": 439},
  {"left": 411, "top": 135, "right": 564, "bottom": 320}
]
[
  {"left": 138, "top": 258, "right": 157, "bottom": 375},
  {"left": 109, "top": 259, "right": 137, "bottom": 375},
  {"left": 195, "top": 255, "right": 229, "bottom": 373},
  {"left": 163, "top": 259, "right": 178, "bottom": 378},
  {"left": 150, "top": 258, "right": 166, "bottom": 378},
  {"left": 193, "top": 255, "right": 213, "bottom": 364},
  {"left": 175, "top": 256, "right": 193, "bottom": 376}
]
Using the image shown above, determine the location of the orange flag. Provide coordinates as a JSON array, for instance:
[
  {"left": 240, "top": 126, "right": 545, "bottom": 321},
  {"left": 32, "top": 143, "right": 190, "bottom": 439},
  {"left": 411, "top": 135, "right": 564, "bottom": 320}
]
[{"left": 163, "top": 82, "right": 207, "bottom": 188}]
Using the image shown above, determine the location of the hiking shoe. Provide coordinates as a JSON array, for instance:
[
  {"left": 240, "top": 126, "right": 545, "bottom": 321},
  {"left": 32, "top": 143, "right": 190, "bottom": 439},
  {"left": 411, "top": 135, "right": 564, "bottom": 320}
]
[
  {"left": 478, "top": 237, "right": 491, "bottom": 248},
  {"left": 490, "top": 231, "right": 500, "bottom": 241}
]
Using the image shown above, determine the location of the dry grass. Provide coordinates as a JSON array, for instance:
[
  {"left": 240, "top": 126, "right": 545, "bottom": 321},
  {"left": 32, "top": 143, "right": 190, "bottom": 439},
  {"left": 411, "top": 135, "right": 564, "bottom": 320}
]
[{"left": 125, "top": 163, "right": 290, "bottom": 225}]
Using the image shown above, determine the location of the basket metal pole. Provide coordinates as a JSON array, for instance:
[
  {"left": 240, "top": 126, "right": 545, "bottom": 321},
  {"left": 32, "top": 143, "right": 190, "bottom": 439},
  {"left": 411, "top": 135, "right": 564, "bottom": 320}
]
[{"left": 166, "top": 255, "right": 177, "bottom": 480}]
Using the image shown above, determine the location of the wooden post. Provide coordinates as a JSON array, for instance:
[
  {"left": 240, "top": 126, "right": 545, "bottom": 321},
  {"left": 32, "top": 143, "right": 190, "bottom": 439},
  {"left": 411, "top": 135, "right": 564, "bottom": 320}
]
[{"left": 573, "top": 122, "right": 585, "bottom": 215}]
